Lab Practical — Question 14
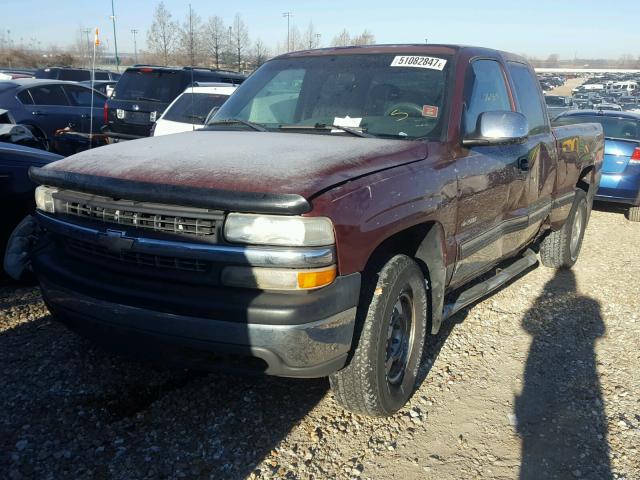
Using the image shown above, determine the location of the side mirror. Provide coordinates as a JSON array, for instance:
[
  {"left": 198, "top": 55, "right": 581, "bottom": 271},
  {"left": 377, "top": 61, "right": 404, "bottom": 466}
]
[{"left": 463, "top": 111, "right": 529, "bottom": 147}]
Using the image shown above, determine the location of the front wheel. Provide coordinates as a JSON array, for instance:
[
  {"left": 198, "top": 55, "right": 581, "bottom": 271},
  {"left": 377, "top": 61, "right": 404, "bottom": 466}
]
[
  {"left": 329, "top": 254, "right": 428, "bottom": 416},
  {"left": 540, "top": 190, "right": 588, "bottom": 269}
]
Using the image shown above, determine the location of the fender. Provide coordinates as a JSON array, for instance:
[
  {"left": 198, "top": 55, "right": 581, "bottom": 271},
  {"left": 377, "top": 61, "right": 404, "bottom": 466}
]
[{"left": 414, "top": 223, "right": 447, "bottom": 334}]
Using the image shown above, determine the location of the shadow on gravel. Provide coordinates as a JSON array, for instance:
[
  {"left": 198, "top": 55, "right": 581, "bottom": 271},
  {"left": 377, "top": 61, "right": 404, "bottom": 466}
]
[
  {"left": 0, "top": 286, "right": 327, "bottom": 480},
  {"left": 516, "top": 269, "right": 612, "bottom": 480}
]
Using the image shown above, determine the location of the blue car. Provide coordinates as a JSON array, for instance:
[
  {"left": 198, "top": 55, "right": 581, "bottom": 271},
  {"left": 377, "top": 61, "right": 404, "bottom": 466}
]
[
  {"left": 555, "top": 110, "right": 640, "bottom": 221},
  {"left": 0, "top": 79, "right": 107, "bottom": 153},
  {"left": 1, "top": 142, "right": 62, "bottom": 278}
]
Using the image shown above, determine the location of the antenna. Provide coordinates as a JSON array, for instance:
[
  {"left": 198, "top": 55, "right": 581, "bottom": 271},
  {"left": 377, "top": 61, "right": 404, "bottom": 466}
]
[{"left": 189, "top": 4, "right": 195, "bottom": 131}]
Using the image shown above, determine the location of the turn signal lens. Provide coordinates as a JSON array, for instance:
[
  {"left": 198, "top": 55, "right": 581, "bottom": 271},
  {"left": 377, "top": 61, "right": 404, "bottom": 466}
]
[
  {"left": 221, "top": 265, "right": 336, "bottom": 290},
  {"left": 297, "top": 267, "right": 336, "bottom": 289}
]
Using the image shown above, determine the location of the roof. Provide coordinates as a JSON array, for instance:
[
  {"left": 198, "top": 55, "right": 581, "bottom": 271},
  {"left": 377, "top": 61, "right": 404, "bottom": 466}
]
[
  {"left": 274, "top": 44, "right": 527, "bottom": 63},
  {"left": 179, "top": 85, "right": 237, "bottom": 94},
  {"left": 557, "top": 110, "right": 640, "bottom": 120},
  {"left": 0, "top": 78, "right": 79, "bottom": 89}
]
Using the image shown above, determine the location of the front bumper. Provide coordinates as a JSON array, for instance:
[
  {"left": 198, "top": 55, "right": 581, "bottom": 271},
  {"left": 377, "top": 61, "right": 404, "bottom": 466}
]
[
  {"left": 40, "top": 278, "right": 357, "bottom": 378},
  {"left": 31, "top": 213, "right": 361, "bottom": 377}
]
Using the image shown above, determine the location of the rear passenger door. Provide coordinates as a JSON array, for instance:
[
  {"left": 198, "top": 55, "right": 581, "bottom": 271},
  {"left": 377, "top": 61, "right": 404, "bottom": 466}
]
[
  {"left": 24, "top": 85, "right": 77, "bottom": 139},
  {"left": 451, "top": 59, "right": 531, "bottom": 286},
  {"left": 62, "top": 84, "right": 107, "bottom": 134},
  {"left": 506, "top": 62, "right": 557, "bottom": 244}
]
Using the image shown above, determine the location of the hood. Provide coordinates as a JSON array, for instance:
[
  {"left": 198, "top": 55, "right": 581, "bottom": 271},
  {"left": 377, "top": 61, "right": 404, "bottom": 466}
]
[{"left": 42, "top": 130, "right": 427, "bottom": 199}]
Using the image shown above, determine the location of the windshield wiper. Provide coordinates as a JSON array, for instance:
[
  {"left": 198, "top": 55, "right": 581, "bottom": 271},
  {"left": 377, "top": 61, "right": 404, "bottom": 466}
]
[
  {"left": 207, "top": 118, "right": 267, "bottom": 132},
  {"left": 185, "top": 114, "right": 206, "bottom": 122},
  {"left": 279, "top": 123, "right": 372, "bottom": 138},
  {"left": 136, "top": 96, "right": 162, "bottom": 102}
]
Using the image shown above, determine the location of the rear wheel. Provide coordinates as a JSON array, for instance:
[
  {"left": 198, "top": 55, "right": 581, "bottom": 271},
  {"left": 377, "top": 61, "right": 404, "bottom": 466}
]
[
  {"left": 626, "top": 206, "right": 640, "bottom": 222},
  {"left": 329, "top": 254, "right": 428, "bottom": 417},
  {"left": 540, "top": 190, "right": 588, "bottom": 269}
]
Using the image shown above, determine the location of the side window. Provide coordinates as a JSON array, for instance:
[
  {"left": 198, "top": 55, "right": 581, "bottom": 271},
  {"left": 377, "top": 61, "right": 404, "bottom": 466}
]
[
  {"left": 508, "top": 62, "right": 548, "bottom": 135},
  {"left": 95, "top": 71, "right": 109, "bottom": 81},
  {"left": 17, "top": 90, "right": 33, "bottom": 105},
  {"left": 463, "top": 59, "right": 512, "bottom": 135},
  {"left": 28, "top": 85, "right": 69, "bottom": 106},
  {"left": 63, "top": 85, "right": 104, "bottom": 107}
]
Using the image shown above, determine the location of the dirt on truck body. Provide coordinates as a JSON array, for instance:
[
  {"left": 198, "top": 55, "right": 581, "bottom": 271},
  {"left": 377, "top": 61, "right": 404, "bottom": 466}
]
[{"left": 16, "top": 44, "right": 604, "bottom": 416}]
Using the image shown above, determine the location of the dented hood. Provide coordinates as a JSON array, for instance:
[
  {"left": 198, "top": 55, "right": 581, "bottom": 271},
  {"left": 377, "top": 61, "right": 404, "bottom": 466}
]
[{"left": 42, "top": 130, "right": 427, "bottom": 199}]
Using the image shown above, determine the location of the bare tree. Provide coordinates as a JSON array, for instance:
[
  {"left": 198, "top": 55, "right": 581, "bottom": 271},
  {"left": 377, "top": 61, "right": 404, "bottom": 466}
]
[
  {"left": 147, "top": 2, "right": 178, "bottom": 66},
  {"left": 331, "top": 29, "right": 351, "bottom": 47},
  {"left": 177, "top": 6, "right": 205, "bottom": 66},
  {"left": 204, "top": 16, "right": 225, "bottom": 69},
  {"left": 252, "top": 39, "right": 270, "bottom": 69},
  {"left": 230, "top": 14, "right": 249, "bottom": 72},
  {"left": 353, "top": 30, "right": 375, "bottom": 46},
  {"left": 545, "top": 54, "right": 560, "bottom": 68},
  {"left": 303, "top": 22, "right": 320, "bottom": 49}
]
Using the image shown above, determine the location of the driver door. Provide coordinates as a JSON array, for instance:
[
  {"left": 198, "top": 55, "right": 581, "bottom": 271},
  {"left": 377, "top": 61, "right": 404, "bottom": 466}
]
[{"left": 451, "top": 59, "right": 531, "bottom": 287}]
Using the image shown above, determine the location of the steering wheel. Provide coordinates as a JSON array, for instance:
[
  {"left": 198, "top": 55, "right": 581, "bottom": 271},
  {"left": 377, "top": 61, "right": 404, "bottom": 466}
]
[{"left": 385, "top": 102, "right": 424, "bottom": 120}]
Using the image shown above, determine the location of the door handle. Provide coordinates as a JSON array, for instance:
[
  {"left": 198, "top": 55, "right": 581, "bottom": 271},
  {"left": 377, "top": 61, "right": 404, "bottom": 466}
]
[
  {"left": 517, "top": 156, "right": 530, "bottom": 172},
  {"left": 81, "top": 114, "right": 90, "bottom": 119},
  {"left": 31, "top": 111, "right": 47, "bottom": 116}
]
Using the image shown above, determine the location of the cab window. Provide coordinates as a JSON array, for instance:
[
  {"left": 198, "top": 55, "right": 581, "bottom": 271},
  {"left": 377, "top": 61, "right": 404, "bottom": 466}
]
[
  {"left": 463, "top": 59, "right": 512, "bottom": 135},
  {"left": 508, "top": 62, "right": 548, "bottom": 135}
]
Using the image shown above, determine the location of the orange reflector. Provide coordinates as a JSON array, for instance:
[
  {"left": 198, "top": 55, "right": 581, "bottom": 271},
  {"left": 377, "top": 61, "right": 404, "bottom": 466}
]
[{"left": 297, "top": 266, "right": 336, "bottom": 289}]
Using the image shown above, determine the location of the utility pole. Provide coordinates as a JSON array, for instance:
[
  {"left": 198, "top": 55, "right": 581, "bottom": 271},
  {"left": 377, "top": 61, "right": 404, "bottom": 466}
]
[
  {"left": 110, "top": 0, "right": 120, "bottom": 72},
  {"left": 315, "top": 33, "right": 321, "bottom": 49},
  {"left": 131, "top": 29, "right": 138, "bottom": 64},
  {"left": 282, "top": 12, "right": 292, "bottom": 51}
]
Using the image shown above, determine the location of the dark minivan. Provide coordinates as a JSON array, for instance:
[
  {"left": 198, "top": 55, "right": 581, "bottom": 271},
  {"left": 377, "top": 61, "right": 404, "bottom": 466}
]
[
  {"left": 103, "top": 66, "right": 246, "bottom": 140},
  {"left": 35, "top": 67, "right": 120, "bottom": 82}
]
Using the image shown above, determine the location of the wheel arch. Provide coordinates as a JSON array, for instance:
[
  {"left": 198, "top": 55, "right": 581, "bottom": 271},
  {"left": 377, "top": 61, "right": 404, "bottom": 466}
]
[{"left": 360, "top": 221, "right": 447, "bottom": 335}]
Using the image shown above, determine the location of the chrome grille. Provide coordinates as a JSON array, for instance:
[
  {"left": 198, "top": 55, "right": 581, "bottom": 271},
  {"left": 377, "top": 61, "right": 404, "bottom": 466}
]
[
  {"left": 54, "top": 191, "right": 222, "bottom": 239},
  {"left": 65, "top": 237, "right": 209, "bottom": 273}
]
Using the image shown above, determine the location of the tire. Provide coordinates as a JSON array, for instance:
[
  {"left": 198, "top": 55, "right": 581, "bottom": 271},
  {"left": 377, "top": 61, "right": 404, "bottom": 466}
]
[
  {"left": 540, "top": 190, "right": 588, "bottom": 269},
  {"left": 329, "top": 254, "right": 428, "bottom": 417},
  {"left": 626, "top": 206, "right": 640, "bottom": 222}
]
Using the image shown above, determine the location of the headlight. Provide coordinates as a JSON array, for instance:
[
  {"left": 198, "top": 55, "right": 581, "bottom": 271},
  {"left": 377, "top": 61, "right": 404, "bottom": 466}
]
[
  {"left": 35, "top": 185, "right": 57, "bottom": 213},
  {"left": 224, "top": 214, "right": 334, "bottom": 247}
]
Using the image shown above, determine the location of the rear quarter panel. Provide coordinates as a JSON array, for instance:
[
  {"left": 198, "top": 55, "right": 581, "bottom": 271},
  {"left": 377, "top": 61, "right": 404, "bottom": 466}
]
[{"left": 550, "top": 123, "right": 604, "bottom": 228}]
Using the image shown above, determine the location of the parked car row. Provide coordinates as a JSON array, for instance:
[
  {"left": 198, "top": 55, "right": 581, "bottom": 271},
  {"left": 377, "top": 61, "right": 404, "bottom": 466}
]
[{"left": 0, "top": 65, "right": 246, "bottom": 155}]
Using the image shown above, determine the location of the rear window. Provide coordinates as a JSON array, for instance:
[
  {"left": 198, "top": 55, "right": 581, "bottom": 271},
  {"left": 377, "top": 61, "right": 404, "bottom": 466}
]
[
  {"left": 555, "top": 115, "right": 640, "bottom": 141},
  {"left": 163, "top": 92, "right": 230, "bottom": 124},
  {"left": 58, "top": 70, "right": 91, "bottom": 81},
  {"left": 113, "top": 69, "right": 184, "bottom": 103}
]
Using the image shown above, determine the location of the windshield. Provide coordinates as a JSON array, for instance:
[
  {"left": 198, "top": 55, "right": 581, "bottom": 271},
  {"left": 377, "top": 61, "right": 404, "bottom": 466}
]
[
  {"left": 113, "top": 69, "right": 183, "bottom": 103},
  {"left": 554, "top": 115, "right": 640, "bottom": 141},
  {"left": 210, "top": 54, "right": 451, "bottom": 140},
  {"left": 163, "top": 92, "right": 230, "bottom": 124}
]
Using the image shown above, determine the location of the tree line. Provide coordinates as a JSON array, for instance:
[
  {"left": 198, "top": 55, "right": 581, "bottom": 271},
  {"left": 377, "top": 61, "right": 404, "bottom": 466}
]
[{"left": 145, "top": 2, "right": 376, "bottom": 72}]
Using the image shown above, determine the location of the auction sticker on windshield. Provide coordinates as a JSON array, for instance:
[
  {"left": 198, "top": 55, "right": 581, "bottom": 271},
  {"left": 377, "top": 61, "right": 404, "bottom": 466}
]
[{"left": 390, "top": 56, "right": 447, "bottom": 70}]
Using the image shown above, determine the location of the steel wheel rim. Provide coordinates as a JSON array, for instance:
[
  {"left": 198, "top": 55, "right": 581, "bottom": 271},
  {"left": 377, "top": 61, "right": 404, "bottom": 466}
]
[
  {"left": 570, "top": 206, "right": 584, "bottom": 258},
  {"left": 385, "top": 290, "right": 414, "bottom": 385}
]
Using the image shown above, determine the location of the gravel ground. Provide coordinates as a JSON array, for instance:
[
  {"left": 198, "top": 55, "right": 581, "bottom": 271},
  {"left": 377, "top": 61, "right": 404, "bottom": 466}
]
[{"left": 1, "top": 207, "right": 639, "bottom": 480}]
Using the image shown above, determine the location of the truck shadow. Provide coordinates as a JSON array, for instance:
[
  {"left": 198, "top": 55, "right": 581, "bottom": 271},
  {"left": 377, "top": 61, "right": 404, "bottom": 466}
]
[
  {"left": 515, "top": 269, "right": 612, "bottom": 480},
  {"left": 0, "top": 286, "right": 327, "bottom": 479}
]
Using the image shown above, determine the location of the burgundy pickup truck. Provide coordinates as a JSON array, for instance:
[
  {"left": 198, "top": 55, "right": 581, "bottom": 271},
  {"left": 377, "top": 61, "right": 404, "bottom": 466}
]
[{"left": 20, "top": 45, "right": 604, "bottom": 416}]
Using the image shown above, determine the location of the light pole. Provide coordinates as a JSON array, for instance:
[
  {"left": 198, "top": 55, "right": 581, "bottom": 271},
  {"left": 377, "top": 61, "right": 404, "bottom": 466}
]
[
  {"left": 282, "top": 12, "right": 292, "bottom": 51},
  {"left": 110, "top": 0, "right": 120, "bottom": 72},
  {"left": 131, "top": 29, "right": 138, "bottom": 64},
  {"left": 315, "top": 33, "right": 321, "bottom": 49},
  {"left": 83, "top": 28, "right": 91, "bottom": 68}
]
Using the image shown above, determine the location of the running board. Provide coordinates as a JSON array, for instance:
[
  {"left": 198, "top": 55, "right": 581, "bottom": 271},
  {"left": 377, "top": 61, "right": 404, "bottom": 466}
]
[{"left": 442, "top": 249, "right": 539, "bottom": 320}]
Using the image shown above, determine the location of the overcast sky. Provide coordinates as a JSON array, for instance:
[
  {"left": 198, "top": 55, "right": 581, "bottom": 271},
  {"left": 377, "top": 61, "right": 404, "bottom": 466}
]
[{"left": 2, "top": 0, "right": 638, "bottom": 59}]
